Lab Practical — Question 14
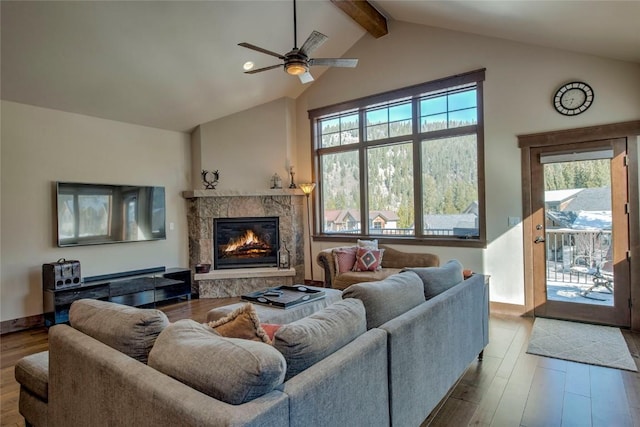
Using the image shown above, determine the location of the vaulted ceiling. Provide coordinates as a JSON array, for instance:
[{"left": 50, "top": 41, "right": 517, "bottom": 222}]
[{"left": 2, "top": 1, "right": 638, "bottom": 132}]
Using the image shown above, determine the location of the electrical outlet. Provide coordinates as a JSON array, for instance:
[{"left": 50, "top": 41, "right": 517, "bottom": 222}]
[{"left": 508, "top": 216, "right": 520, "bottom": 227}]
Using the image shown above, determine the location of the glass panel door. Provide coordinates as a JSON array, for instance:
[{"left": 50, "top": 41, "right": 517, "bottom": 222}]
[
  {"left": 543, "top": 156, "right": 614, "bottom": 307},
  {"left": 531, "top": 138, "right": 630, "bottom": 327}
]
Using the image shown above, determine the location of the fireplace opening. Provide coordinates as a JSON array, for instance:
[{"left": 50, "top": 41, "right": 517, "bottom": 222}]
[{"left": 213, "top": 217, "right": 279, "bottom": 269}]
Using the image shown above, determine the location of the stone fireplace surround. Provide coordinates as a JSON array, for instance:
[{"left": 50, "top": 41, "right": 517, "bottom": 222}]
[{"left": 182, "top": 189, "right": 306, "bottom": 298}]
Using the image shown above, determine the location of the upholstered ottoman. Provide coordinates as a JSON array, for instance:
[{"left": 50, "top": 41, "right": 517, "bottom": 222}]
[
  {"left": 15, "top": 351, "right": 49, "bottom": 427},
  {"left": 206, "top": 286, "right": 343, "bottom": 324}
]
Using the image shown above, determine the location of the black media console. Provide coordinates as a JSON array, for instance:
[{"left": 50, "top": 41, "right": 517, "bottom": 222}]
[{"left": 43, "top": 267, "right": 192, "bottom": 326}]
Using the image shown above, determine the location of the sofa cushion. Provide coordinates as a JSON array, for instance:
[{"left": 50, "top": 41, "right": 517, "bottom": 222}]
[
  {"left": 352, "top": 247, "right": 384, "bottom": 272},
  {"left": 403, "top": 259, "right": 464, "bottom": 299},
  {"left": 148, "top": 319, "right": 286, "bottom": 405},
  {"left": 207, "top": 303, "right": 271, "bottom": 344},
  {"left": 69, "top": 298, "right": 169, "bottom": 363},
  {"left": 14, "top": 351, "right": 49, "bottom": 401},
  {"left": 342, "top": 272, "right": 425, "bottom": 329},
  {"left": 273, "top": 299, "right": 366, "bottom": 380}
]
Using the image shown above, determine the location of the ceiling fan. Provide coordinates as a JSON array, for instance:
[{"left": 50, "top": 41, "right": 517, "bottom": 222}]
[{"left": 238, "top": 0, "right": 358, "bottom": 84}]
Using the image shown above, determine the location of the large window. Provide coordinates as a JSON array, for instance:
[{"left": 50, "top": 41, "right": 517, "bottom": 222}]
[{"left": 310, "top": 69, "right": 486, "bottom": 246}]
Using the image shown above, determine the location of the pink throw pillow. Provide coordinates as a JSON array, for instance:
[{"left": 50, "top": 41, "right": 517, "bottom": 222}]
[
  {"left": 261, "top": 323, "right": 282, "bottom": 341},
  {"left": 333, "top": 247, "right": 358, "bottom": 273},
  {"left": 352, "top": 247, "right": 384, "bottom": 272}
]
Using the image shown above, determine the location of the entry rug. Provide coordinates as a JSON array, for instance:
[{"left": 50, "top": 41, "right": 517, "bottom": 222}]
[{"left": 527, "top": 318, "right": 637, "bottom": 372}]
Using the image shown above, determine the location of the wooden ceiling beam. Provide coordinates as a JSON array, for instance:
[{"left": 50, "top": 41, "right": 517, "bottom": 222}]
[{"left": 330, "top": 0, "right": 388, "bottom": 39}]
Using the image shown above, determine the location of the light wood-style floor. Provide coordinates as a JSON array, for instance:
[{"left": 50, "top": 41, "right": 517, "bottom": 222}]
[{"left": 1, "top": 299, "right": 639, "bottom": 427}]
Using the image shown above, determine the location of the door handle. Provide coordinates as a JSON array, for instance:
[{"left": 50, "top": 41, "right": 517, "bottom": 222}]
[{"left": 534, "top": 236, "right": 545, "bottom": 244}]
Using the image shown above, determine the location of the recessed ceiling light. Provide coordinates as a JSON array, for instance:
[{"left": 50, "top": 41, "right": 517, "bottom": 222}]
[{"left": 243, "top": 61, "right": 254, "bottom": 71}]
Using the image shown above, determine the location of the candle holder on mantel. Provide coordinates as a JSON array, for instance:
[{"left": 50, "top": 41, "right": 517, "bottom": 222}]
[{"left": 289, "top": 167, "right": 296, "bottom": 189}]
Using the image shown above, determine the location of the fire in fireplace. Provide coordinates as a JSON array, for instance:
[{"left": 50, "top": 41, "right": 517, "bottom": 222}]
[{"left": 213, "top": 217, "right": 279, "bottom": 269}]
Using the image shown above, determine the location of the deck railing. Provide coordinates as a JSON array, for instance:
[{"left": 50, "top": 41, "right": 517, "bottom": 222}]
[
  {"left": 324, "top": 227, "right": 460, "bottom": 236},
  {"left": 545, "top": 228, "right": 612, "bottom": 284}
]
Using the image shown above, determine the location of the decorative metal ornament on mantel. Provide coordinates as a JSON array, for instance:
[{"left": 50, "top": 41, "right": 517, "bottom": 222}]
[{"left": 202, "top": 170, "right": 219, "bottom": 189}]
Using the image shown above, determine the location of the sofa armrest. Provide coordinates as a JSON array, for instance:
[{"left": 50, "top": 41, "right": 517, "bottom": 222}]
[
  {"left": 379, "top": 245, "right": 440, "bottom": 268},
  {"left": 316, "top": 248, "right": 338, "bottom": 288},
  {"left": 48, "top": 324, "right": 289, "bottom": 427}
]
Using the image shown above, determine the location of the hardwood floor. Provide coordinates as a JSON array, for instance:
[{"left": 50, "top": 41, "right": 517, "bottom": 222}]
[
  {"left": 427, "top": 314, "right": 640, "bottom": 427},
  {"left": 1, "top": 299, "right": 639, "bottom": 427}
]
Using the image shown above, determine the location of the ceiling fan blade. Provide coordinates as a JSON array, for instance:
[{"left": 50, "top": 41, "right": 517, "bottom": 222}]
[
  {"left": 244, "top": 64, "right": 283, "bottom": 74},
  {"left": 298, "top": 72, "right": 314, "bottom": 84},
  {"left": 238, "top": 42, "right": 285, "bottom": 59},
  {"left": 299, "top": 31, "right": 328, "bottom": 56},
  {"left": 309, "top": 58, "right": 358, "bottom": 68}
]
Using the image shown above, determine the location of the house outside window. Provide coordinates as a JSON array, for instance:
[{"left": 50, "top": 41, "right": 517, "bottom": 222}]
[{"left": 309, "top": 69, "right": 486, "bottom": 247}]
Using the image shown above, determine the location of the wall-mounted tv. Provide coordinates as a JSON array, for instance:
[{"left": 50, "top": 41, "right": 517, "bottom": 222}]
[{"left": 56, "top": 182, "right": 166, "bottom": 247}]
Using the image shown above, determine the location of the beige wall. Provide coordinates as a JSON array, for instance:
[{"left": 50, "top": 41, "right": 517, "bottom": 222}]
[
  {"left": 294, "top": 21, "right": 640, "bottom": 305},
  {"left": 1, "top": 101, "right": 191, "bottom": 322},
  {"left": 193, "top": 97, "right": 298, "bottom": 191}
]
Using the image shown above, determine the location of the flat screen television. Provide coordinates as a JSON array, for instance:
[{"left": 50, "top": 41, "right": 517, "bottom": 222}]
[{"left": 56, "top": 182, "right": 166, "bottom": 247}]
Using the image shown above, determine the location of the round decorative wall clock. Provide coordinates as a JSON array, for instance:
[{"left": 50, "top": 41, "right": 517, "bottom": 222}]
[{"left": 553, "top": 81, "right": 594, "bottom": 116}]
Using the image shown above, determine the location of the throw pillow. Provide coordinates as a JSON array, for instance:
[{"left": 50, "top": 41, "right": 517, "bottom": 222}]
[
  {"left": 357, "top": 239, "right": 378, "bottom": 250},
  {"left": 342, "top": 272, "right": 425, "bottom": 329},
  {"left": 207, "top": 303, "right": 271, "bottom": 344},
  {"left": 149, "top": 319, "right": 286, "bottom": 405},
  {"left": 261, "top": 323, "right": 282, "bottom": 341},
  {"left": 352, "top": 247, "right": 384, "bottom": 272},
  {"left": 333, "top": 246, "right": 358, "bottom": 273},
  {"left": 273, "top": 299, "right": 366, "bottom": 380},
  {"left": 402, "top": 259, "right": 464, "bottom": 300}
]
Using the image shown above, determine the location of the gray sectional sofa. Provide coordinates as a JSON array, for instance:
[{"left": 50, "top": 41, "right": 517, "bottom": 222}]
[{"left": 16, "top": 264, "right": 488, "bottom": 427}]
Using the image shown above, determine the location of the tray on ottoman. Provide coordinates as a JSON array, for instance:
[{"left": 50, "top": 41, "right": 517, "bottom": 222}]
[{"left": 241, "top": 285, "right": 325, "bottom": 309}]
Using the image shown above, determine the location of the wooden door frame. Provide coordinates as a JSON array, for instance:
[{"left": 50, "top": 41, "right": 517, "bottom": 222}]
[
  {"left": 518, "top": 120, "right": 640, "bottom": 330},
  {"left": 530, "top": 138, "right": 629, "bottom": 326}
]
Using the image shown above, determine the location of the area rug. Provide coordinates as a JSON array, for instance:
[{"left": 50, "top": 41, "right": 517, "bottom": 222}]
[{"left": 526, "top": 317, "right": 637, "bottom": 372}]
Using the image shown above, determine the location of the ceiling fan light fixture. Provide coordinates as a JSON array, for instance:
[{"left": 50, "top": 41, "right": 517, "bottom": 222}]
[
  {"left": 285, "top": 61, "right": 308, "bottom": 76},
  {"left": 238, "top": 0, "right": 357, "bottom": 82}
]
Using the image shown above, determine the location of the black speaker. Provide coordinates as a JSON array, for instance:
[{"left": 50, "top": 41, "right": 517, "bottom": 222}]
[{"left": 43, "top": 258, "right": 82, "bottom": 290}]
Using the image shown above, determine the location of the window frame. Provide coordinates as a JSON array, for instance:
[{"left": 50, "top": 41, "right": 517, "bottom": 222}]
[{"left": 309, "top": 69, "right": 486, "bottom": 248}]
